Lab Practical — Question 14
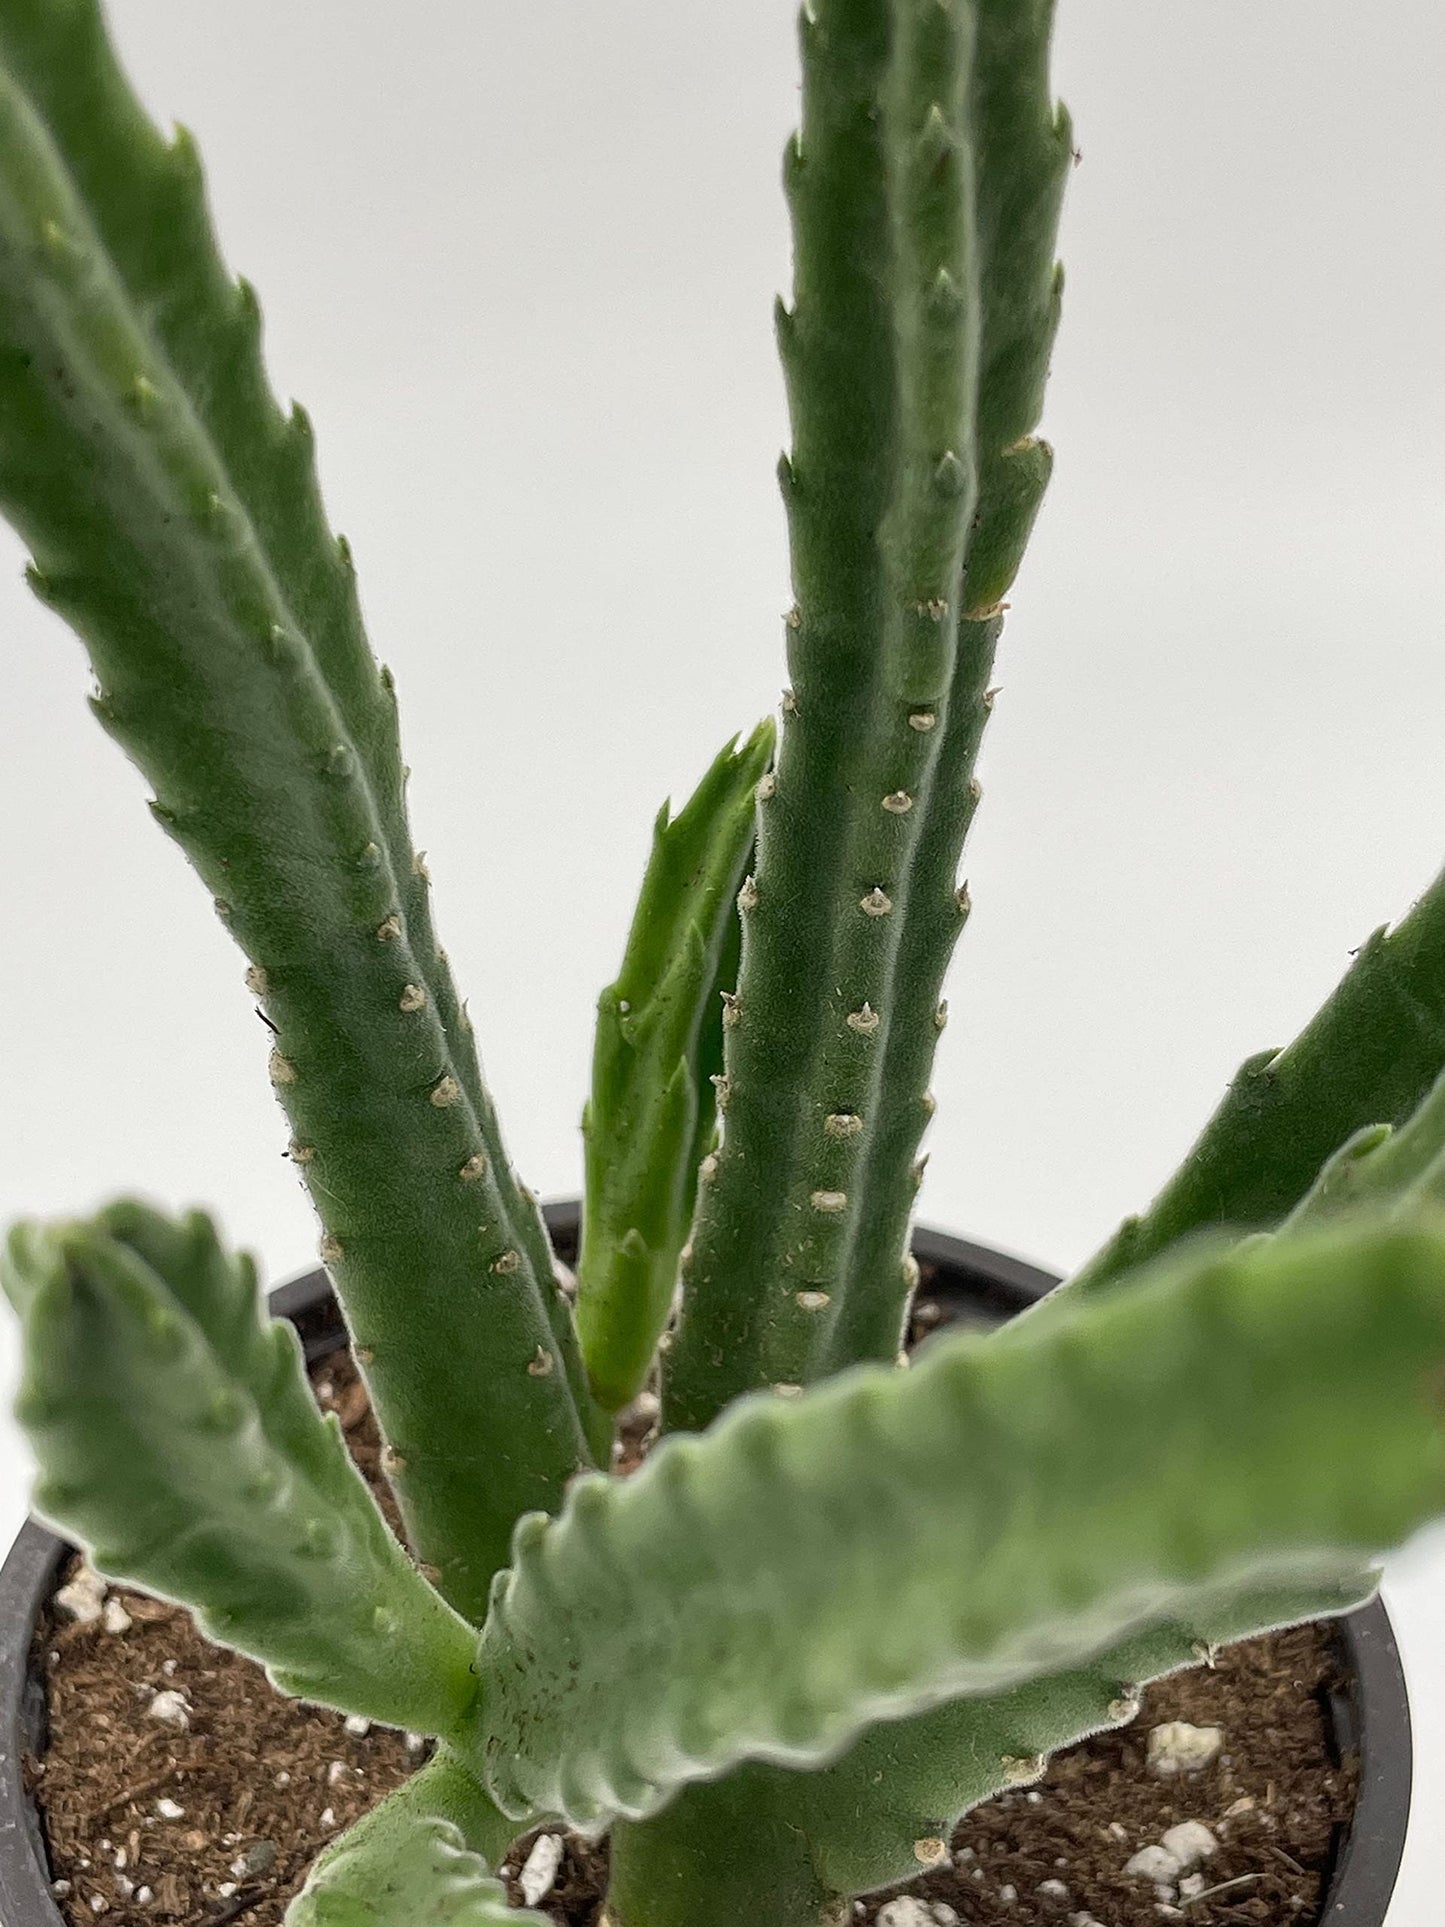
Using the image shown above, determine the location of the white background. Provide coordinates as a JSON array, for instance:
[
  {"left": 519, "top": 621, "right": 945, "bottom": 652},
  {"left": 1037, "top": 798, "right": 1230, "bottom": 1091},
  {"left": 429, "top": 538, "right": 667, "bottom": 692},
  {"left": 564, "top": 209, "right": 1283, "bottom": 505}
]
[{"left": 1, "top": 2, "right": 1443, "bottom": 1917}]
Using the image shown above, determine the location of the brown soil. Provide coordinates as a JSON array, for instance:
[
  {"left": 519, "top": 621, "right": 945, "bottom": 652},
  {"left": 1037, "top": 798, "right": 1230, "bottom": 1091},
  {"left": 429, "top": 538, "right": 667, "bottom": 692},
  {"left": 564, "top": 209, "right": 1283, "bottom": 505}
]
[
  {"left": 26, "top": 1355, "right": 423, "bottom": 1927},
  {"left": 862, "top": 1619, "right": 1355, "bottom": 1925},
  {"left": 27, "top": 1308, "right": 1359, "bottom": 1927}
]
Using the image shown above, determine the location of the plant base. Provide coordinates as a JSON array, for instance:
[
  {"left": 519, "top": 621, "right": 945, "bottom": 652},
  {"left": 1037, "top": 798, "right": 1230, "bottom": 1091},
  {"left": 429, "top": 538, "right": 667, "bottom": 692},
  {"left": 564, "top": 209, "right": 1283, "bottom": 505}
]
[
  {"left": 1, "top": 1223, "right": 1408, "bottom": 1927},
  {"left": 24, "top": 1350, "right": 1360, "bottom": 1927}
]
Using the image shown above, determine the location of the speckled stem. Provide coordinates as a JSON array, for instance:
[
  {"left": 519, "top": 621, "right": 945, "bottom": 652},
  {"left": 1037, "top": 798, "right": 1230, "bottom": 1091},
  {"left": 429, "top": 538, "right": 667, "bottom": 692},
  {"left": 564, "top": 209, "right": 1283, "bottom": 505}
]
[
  {"left": 471, "top": 1218, "right": 1445, "bottom": 1832},
  {"left": 663, "top": 0, "right": 1067, "bottom": 1431},
  {"left": 827, "top": 0, "right": 1068, "bottom": 1370},
  {"left": 660, "top": 0, "right": 979, "bottom": 1430},
  {"left": 610, "top": 1569, "right": 1373, "bottom": 1910},
  {"left": 0, "top": 1, "right": 600, "bottom": 1620}
]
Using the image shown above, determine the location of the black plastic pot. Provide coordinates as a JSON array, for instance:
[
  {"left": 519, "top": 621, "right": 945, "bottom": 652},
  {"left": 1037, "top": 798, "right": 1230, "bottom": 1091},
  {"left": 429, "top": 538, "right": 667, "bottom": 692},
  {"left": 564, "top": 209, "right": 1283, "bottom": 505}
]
[{"left": 0, "top": 1211, "right": 1413, "bottom": 1926}]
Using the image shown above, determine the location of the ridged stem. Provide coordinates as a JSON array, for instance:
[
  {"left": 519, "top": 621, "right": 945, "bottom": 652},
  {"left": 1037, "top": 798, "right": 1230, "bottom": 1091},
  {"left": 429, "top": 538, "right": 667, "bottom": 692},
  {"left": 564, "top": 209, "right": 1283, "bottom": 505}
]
[
  {"left": 1072, "top": 866, "right": 1445, "bottom": 1296},
  {"left": 828, "top": 0, "right": 1069, "bottom": 1367},
  {"left": 0, "top": 5, "right": 600, "bottom": 1620},
  {"left": 663, "top": 0, "right": 1069, "bottom": 1430},
  {"left": 286, "top": 1749, "right": 540, "bottom": 1927},
  {"left": 471, "top": 1217, "right": 1445, "bottom": 1830},
  {"left": 576, "top": 726, "right": 772, "bottom": 1410},
  {"left": 662, "top": 0, "right": 982, "bottom": 1430}
]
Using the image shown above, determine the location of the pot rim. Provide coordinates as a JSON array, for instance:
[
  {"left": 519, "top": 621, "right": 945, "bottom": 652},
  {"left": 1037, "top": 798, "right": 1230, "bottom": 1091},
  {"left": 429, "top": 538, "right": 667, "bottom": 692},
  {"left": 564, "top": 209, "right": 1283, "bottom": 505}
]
[{"left": 0, "top": 1212, "right": 1412, "bottom": 1927}]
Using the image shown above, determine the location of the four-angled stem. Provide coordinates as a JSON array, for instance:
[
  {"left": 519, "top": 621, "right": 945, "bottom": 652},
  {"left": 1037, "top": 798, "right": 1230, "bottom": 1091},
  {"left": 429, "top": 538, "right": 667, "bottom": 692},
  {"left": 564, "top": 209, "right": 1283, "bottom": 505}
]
[
  {"left": 662, "top": 0, "right": 1069, "bottom": 1433},
  {"left": 0, "top": 2, "right": 602, "bottom": 1622}
]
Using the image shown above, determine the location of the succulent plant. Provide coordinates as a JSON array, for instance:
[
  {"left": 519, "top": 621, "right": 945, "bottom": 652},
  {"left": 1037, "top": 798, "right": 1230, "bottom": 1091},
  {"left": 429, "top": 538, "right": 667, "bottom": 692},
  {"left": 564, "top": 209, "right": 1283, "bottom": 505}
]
[{"left": 3, "top": 3, "right": 1445, "bottom": 1925}]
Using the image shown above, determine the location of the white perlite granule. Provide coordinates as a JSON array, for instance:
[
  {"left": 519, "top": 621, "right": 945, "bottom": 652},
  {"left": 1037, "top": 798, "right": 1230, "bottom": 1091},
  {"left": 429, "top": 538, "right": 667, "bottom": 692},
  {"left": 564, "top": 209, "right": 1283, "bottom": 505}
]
[
  {"left": 1124, "top": 1844, "right": 1184, "bottom": 1883},
  {"left": 1146, "top": 1720, "right": 1224, "bottom": 1777},
  {"left": 874, "top": 1902, "right": 935, "bottom": 1927},
  {"left": 519, "top": 1834, "right": 565, "bottom": 1908},
  {"left": 54, "top": 1567, "right": 107, "bottom": 1623},
  {"left": 1159, "top": 1821, "right": 1217, "bottom": 1870},
  {"left": 145, "top": 1689, "right": 190, "bottom": 1730}
]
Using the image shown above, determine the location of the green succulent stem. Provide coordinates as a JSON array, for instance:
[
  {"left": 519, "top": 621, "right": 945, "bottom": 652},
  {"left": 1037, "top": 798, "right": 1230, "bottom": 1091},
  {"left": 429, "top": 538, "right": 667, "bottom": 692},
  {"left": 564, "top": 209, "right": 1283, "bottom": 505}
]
[
  {"left": 1, "top": 1204, "right": 480, "bottom": 1734},
  {"left": 285, "top": 1750, "right": 540, "bottom": 1927},
  {"left": 465, "top": 1216, "right": 1445, "bottom": 1834},
  {"left": 1072, "top": 866, "right": 1445, "bottom": 1296},
  {"left": 718, "top": 1573, "right": 1373, "bottom": 1901},
  {"left": 577, "top": 724, "right": 773, "bottom": 1411},
  {"left": 662, "top": 0, "right": 1067, "bottom": 1435},
  {"left": 0, "top": 0, "right": 602, "bottom": 1620},
  {"left": 611, "top": 1565, "right": 1374, "bottom": 1922},
  {"left": 606, "top": 1776, "right": 843, "bottom": 1927},
  {"left": 829, "top": 0, "right": 1066, "bottom": 1370},
  {"left": 7, "top": 9, "right": 1445, "bottom": 1927},
  {"left": 1274, "top": 1060, "right": 1445, "bottom": 1233}
]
